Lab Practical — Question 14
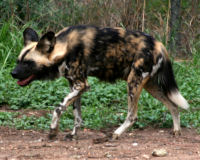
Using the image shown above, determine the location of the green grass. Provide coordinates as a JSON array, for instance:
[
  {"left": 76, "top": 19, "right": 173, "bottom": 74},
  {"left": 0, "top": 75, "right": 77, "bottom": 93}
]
[{"left": 0, "top": 22, "right": 200, "bottom": 133}]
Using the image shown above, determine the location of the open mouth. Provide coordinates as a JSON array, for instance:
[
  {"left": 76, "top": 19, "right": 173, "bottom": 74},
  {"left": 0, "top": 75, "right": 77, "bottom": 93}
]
[{"left": 17, "top": 74, "right": 35, "bottom": 86}]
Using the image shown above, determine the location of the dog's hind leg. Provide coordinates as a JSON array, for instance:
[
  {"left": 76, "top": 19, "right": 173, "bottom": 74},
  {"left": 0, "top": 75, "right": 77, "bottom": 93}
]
[
  {"left": 144, "top": 78, "right": 181, "bottom": 136},
  {"left": 113, "top": 70, "right": 149, "bottom": 139}
]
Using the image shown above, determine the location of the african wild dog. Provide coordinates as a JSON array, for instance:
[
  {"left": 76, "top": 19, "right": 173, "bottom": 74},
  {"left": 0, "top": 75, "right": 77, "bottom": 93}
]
[{"left": 11, "top": 25, "right": 189, "bottom": 139}]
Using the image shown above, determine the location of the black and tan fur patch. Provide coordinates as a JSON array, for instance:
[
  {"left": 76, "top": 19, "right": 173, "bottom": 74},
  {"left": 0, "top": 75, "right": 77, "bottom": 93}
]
[{"left": 13, "top": 26, "right": 168, "bottom": 83}]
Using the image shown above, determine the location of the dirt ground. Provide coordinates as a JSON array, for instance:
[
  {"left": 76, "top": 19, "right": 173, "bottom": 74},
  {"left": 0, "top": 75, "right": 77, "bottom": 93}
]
[{"left": 0, "top": 126, "right": 200, "bottom": 160}]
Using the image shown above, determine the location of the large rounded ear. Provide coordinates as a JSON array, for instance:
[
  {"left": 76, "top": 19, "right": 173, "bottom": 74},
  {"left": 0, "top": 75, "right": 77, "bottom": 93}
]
[
  {"left": 23, "top": 28, "right": 39, "bottom": 46},
  {"left": 36, "top": 31, "right": 56, "bottom": 54}
]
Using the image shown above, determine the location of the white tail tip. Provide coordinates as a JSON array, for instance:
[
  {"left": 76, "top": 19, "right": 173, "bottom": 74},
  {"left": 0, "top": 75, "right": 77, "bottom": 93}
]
[{"left": 168, "top": 90, "right": 189, "bottom": 110}]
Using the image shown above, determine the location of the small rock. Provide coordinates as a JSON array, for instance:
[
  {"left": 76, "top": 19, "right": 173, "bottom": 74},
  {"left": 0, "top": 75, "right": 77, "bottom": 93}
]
[
  {"left": 71, "top": 155, "right": 81, "bottom": 159},
  {"left": 159, "top": 130, "right": 164, "bottom": 133},
  {"left": 34, "top": 138, "right": 43, "bottom": 142},
  {"left": 142, "top": 154, "right": 150, "bottom": 159},
  {"left": 132, "top": 142, "right": 138, "bottom": 146},
  {"left": 104, "top": 143, "right": 117, "bottom": 147},
  {"left": 105, "top": 152, "right": 112, "bottom": 158},
  {"left": 53, "top": 140, "right": 59, "bottom": 143},
  {"left": 106, "top": 154, "right": 112, "bottom": 158},
  {"left": 188, "top": 151, "right": 193, "bottom": 155},
  {"left": 152, "top": 148, "right": 167, "bottom": 157},
  {"left": 74, "top": 147, "right": 78, "bottom": 150},
  {"left": 129, "top": 133, "right": 134, "bottom": 136}
]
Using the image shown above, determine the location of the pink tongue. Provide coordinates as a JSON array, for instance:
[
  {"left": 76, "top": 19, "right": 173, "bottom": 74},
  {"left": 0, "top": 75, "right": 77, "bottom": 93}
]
[{"left": 17, "top": 74, "right": 35, "bottom": 86}]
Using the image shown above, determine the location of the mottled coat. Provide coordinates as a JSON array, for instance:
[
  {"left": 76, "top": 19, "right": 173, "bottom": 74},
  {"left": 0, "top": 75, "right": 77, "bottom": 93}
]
[{"left": 11, "top": 25, "right": 189, "bottom": 139}]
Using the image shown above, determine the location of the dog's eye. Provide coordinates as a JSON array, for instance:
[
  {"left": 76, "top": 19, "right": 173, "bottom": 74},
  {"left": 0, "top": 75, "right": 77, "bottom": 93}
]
[
  {"left": 22, "top": 60, "right": 35, "bottom": 67},
  {"left": 25, "top": 61, "right": 33, "bottom": 65}
]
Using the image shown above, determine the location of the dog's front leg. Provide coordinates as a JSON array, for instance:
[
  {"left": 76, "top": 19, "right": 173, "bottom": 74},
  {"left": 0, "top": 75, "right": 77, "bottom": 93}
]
[
  {"left": 49, "top": 80, "right": 89, "bottom": 139},
  {"left": 68, "top": 81, "right": 83, "bottom": 137},
  {"left": 71, "top": 97, "right": 82, "bottom": 136}
]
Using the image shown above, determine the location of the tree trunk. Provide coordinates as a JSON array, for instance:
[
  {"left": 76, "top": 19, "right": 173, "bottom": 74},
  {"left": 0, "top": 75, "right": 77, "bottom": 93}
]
[{"left": 169, "top": 0, "right": 181, "bottom": 56}]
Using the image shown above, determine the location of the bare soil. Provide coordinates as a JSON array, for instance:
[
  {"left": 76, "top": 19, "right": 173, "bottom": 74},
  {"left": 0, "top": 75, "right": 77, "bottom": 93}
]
[{"left": 0, "top": 126, "right": 200, "bottom": 160}]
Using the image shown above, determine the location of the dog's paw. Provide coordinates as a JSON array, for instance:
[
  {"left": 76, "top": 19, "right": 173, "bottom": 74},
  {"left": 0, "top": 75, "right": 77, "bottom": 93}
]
[
  {"left": 48, "top": 134, "right": 57, "bottom": 140},
  {"left": 65, "top": 134, "right": 77, "bottom": 141},
  {"left": 93, "top": 137, "right": 109, "bottom": 144},
  {"left": 171, "top": 130, "right": 181, "bottom": 137},
  {"left": 48, "top": 128, "right": 58, "bottom": 140},
  {"left": 112, "top": 134, "right": 119, "bottom": 140}
]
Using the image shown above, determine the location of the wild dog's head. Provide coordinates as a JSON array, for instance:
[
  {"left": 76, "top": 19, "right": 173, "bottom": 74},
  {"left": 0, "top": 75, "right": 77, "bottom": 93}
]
[{"left": 11, "top": 28, "right": 58, "bottom": 86}]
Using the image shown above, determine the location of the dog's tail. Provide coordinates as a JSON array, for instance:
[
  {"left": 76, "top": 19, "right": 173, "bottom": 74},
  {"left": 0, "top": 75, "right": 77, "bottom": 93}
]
[{"left": 153, "top": 42, "right": 189, "bottom": 110}]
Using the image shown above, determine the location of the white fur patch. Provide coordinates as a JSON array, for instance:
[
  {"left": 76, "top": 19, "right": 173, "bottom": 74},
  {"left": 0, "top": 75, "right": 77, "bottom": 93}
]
[
  {"left": 172, "top": 113, "right": 180, "bottom": 131},
  {"left": 61, "top": 89, "right": 79, "bottom": 106},
  {"left": 168, "top": 90, "right": 189, "bottom": 110},
  {"left": 151, "top": 57, "right": 163, "bottom": 76},
  {"left": 114, "top": 120, "right": 132, "bottom": 136},
  {"left": 142, "top": 72, "right": 149, "bottom": 78},
  {"left": 50, "top": 110, "right": 59, "bottom": 129}
]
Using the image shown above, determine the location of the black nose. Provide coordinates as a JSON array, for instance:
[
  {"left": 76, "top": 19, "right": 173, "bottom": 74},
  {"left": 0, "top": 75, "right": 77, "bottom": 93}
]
[{"left": 11, "top": 70, "right": 18, "bottom": 78}]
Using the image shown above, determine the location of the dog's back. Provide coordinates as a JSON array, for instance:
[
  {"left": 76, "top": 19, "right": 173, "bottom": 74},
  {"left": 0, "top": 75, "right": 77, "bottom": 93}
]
[{"left": 54, "top": 26, "right": 161, "bottom": 81}]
